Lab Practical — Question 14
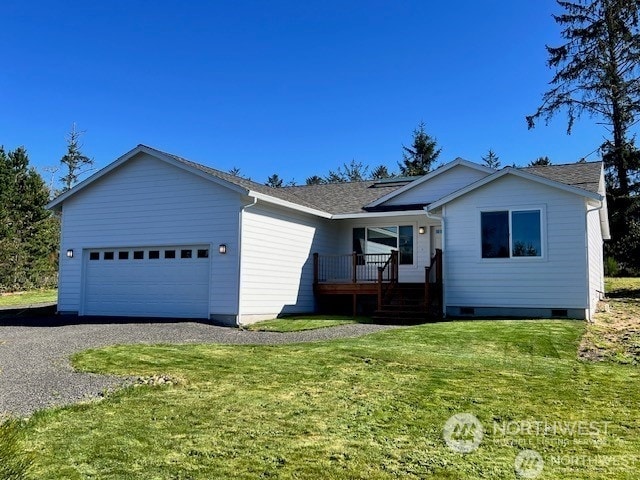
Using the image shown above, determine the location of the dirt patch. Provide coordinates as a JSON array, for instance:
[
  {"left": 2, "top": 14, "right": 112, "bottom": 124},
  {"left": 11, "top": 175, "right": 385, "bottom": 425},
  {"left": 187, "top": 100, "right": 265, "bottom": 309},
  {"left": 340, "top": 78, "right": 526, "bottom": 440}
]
[{"left": 579, "top": 297, "right": 640, "bottom": 365}]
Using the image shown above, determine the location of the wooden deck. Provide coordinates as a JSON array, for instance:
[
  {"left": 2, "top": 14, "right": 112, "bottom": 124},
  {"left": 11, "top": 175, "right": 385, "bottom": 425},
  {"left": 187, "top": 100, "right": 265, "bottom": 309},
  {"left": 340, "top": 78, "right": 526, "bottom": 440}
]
[{"left": 313, "top": 250, "right": 443, "bottom": 319}]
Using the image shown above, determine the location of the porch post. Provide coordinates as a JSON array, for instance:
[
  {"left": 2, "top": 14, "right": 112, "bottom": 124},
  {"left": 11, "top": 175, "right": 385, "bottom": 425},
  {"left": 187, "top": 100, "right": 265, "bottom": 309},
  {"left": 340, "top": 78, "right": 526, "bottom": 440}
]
[
  {"left": 352, "top": 251, "right": 357, "bottom": 283},
  {"left": 313, "top": 253, "right": 319, "bottom": 285}
]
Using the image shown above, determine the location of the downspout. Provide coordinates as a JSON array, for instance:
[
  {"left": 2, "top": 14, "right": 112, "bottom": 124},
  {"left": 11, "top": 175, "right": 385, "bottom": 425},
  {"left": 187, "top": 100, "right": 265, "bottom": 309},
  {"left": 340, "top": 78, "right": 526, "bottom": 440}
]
[
  {"left": 425, "top": 206, "right": 446, "bottom": 317},
  {"left": 585, "top": 200, "right": 605, "bottom": 322},
  {"left": 236, "top": 196, "right": 258, "bottom": 326}
]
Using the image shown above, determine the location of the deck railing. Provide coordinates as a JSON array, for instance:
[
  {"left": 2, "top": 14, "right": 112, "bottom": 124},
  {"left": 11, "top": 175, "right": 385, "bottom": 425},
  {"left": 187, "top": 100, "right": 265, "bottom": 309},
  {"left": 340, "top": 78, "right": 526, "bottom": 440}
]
[{"left": 313, "top": 252, "right": 398, "bottom": 284}]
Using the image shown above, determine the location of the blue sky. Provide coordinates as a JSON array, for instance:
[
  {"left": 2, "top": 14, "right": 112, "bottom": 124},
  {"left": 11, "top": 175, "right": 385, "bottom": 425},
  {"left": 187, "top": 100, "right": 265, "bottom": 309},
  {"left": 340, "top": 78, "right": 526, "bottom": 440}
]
[{"left": 1, "top": 1, "right": 623, "bottom": 186}]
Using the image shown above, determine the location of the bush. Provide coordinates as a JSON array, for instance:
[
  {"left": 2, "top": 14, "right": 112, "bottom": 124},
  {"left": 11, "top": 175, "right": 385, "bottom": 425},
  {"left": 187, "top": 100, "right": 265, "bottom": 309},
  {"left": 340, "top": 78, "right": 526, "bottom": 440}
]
[
  {"left": 0, "top": 420, "right": 33, "bottom": 480},
  {"left": 605, "top": 256, "right": 620, "bottom": 277}
]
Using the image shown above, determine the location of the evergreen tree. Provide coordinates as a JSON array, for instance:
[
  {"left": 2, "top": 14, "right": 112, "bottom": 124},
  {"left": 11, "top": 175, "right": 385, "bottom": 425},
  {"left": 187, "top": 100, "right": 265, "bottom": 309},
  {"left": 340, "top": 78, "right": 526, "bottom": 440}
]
[
  {"left": 527, "top": 0, "right": 640, "bottom": 196},
  {"left": 398, "top": 122, "right": 441, "bottom": 176},
  {"left": 529, "top": 156, "right": 552, "bottom": 166},
  {"left": 481, "top": 149, "right": 501, "bottom": 169},
  {"left": 265, "top": 173, "right": 284, "bottom": 188},
  {"left": 371, "top": 164, "right": 392, "bottom": 179},
  {"left": 325, "top": 159, "right": 369, "bottom": 183},
  {"left": 60, "top": 124, "right": 93, "bottom": 192},
  {"left": 0, "top": 147, "right": 59, "bottom": 291},
  {"left": 305, "top": 175, "right": 325, "bottom": 185}
]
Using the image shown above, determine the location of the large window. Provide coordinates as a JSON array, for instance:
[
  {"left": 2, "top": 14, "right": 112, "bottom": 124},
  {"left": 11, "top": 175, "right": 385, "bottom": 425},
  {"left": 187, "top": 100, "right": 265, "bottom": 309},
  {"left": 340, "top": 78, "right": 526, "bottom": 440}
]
[
  {"left": 481, "top": 209, "right": 542, "bottom": 258},
  {"left": 353, "top": 225, "right": 414, "bottom": 265}
]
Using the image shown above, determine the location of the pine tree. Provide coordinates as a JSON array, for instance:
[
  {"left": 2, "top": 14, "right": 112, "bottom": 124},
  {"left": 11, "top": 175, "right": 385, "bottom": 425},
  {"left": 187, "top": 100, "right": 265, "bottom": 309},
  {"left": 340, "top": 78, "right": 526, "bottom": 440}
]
[
  {"left": 527, "top": 0, "right": 640, "bottom": 196},
  {"left": 529, "top": 156, "right": 552, "bottom": 166},
  {"left": 0, "top": 147, "right": 59, "bottom": 291},
  {"left": 371, "top": 165, "right": 392, "bottom": 179},
  {"left": 481, "top": 149, "right": 501, "bottom": 169},
  {"left": 265, "top": 173, "right": 284, "bottom": 188},
  {"left": 398, "top": 122, "right": 441, "bottom": 176},
  {"left": 305, "top": 175, "right": 325, "bottom": 185},
  {"left": 60, "top": 124, "right": 93, "bottom": 192}
]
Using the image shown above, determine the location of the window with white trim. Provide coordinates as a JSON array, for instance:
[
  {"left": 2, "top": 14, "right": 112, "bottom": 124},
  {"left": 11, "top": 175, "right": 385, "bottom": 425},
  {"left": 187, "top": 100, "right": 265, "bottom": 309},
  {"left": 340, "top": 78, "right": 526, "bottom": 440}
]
[
  {"left": 352, "top": 225, "right": 414, "bottom": 265},
  {"left": 481, "top": 209, "right": 542, "bottom": 258}
]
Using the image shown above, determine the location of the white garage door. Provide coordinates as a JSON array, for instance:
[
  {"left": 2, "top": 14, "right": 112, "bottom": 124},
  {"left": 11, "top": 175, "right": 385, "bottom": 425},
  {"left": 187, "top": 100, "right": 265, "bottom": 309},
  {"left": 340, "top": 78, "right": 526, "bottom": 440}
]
[{"left": 83, "top": 245, "right": 211, "bottom": 318}]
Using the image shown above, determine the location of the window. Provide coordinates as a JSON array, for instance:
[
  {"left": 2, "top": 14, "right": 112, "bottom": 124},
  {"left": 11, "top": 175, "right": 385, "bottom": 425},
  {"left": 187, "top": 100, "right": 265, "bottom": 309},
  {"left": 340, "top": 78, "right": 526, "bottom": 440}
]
[
  {"left": 197, "top": 249, "right": 209, "bottom": 258},
  {"left": 133, "top": 251, "right": 144, "bottom": 260},
  {"left": 352, "top": 225, "right": 414, "bottom": 265},
  {"left": 181, "top": 249, "right": 192, "bottom": 259},
  {"left": 165, "top": 250, "right": 176, "bottom": 259},
  {"left": 118, "top": 251, "right": 129, "bottom": 260},
  {"left": 149, "top": 250, "right": 160, "bottom": 259},
  {"left": 104, "top": 252, "right": 114, "bottom": 260},
  {"left": 481, "top": 209, "right": 542, "bottom": 259},
  {"left": 89, "top": 252, "right": 99, "bottom": 261}
]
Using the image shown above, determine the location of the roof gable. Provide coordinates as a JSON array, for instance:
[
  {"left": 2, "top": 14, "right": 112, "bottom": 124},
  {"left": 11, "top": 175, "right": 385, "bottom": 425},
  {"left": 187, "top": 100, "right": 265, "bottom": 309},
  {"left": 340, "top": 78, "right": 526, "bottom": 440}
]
[
  {"left": 427, "top": 163, "right": 604, "bottom": 212},
  {"left": 365, "top": 158, "right": 495, "bottom": 209}
]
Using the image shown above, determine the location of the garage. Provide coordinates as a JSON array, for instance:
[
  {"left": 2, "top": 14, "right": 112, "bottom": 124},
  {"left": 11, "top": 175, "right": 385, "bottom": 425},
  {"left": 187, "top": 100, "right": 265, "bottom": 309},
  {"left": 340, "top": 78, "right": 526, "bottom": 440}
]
[{"left": 82, "top": 245, "right": 211, "bottom": 318}]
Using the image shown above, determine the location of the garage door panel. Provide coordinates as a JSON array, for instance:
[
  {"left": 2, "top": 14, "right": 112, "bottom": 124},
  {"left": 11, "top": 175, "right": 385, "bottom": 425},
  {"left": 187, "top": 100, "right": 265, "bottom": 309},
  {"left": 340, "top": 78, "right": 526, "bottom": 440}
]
[{"left": 83, "top": 246, "right": 210, "bottom": 318}]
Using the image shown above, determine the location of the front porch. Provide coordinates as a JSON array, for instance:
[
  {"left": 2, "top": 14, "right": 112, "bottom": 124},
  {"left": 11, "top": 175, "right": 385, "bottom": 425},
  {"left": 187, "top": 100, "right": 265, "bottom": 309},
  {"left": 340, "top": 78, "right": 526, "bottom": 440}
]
[{"left": 313, "top": 250, "right": 443, "bottom": 321}]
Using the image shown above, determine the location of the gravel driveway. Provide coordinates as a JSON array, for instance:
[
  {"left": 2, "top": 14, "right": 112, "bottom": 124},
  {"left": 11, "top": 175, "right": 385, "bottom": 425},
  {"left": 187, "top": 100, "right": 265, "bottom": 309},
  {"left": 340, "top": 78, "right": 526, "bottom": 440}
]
[{"left": 0, "top": 316, "right": 398, "bottom": 417}]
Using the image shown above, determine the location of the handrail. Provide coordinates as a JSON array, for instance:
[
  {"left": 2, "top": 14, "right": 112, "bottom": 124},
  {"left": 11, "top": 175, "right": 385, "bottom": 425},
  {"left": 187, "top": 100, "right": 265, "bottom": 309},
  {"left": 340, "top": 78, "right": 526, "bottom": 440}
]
[{"left": 314, "top": 251, "right": 397, "bottom": 284}]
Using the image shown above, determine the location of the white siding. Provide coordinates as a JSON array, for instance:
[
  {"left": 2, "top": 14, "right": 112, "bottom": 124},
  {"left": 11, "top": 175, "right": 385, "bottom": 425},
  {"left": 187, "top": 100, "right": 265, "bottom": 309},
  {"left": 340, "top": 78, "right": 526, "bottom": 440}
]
[
  {"left": 587, "top": 204, "right": 605, "bottom": 319},
  {"left": 443, "top": 175, "right": 589, "bottom": 312},
  {"left": 238, "top": 203, "right": 338, "bottom": 323},
  {"left": 58, "top": 152, "right": 244, "bottom": 317},
  {"left": 382, "top": 165, "right": 490, "bottom": 206},
  {"left": 334, "top": 215, "right": 435, "bottom": 283}
]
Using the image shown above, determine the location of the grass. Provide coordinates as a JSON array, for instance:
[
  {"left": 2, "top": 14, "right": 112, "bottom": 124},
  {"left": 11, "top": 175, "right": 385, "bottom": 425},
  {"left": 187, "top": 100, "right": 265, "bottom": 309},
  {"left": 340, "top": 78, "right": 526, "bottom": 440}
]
[
  {"left": 0, "top": 289, "right": 57, "bottom": 308},
  {"left": 245, "top": 315, "right": 372, "bottom": 332},
  {"left": 580, "top": 277, "right": 640, "bottom": 365},
  {"left": 15, "top": 319, "right": 640, "bottom": 479}
]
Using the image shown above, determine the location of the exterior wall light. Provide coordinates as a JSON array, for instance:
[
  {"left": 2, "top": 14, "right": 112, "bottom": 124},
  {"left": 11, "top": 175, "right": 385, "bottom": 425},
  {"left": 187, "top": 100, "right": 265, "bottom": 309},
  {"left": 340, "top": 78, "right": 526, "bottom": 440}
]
[
  {"left": 418, "top": 226, "right": 426, "bottom": 235},
  {"left": 219, "top": 244, "right": 227, "bottom": 254},
  {"left": 66, "top": 249, "right": 74, "bottom": 258}
]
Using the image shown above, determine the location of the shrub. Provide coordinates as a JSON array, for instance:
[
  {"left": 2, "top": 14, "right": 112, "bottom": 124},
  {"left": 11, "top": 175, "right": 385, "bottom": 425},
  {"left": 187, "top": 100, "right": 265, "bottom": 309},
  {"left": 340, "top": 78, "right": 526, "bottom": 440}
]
[
  {"left": 605, "top": 256, "right": 620, "bottom": 277},
  {"left": 0, "top": 420, "right": 33, "bottom": 480}
]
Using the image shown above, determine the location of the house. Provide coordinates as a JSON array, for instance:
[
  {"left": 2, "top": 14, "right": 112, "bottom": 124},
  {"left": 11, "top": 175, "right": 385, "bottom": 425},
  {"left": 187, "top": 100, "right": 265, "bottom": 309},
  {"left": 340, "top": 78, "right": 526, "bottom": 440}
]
[{"left": 47, "top": 144, "right": 610, "bottom": 325}]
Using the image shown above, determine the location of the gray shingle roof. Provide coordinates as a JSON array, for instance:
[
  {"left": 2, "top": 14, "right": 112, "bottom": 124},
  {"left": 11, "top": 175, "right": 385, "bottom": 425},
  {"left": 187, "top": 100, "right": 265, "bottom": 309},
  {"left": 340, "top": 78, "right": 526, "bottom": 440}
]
[
  {"left": 519, "top": 161, "right": 602, "bottom": 194},
  {"left": 144, "top": 145, "right": 603, "bottom": 216}
]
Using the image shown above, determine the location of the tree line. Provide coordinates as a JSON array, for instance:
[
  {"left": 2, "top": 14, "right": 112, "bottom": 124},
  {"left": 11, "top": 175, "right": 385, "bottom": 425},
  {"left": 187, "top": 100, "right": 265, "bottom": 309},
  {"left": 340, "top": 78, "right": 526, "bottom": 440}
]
[
  {"left": 0, "top": 126, "right": 93, "bottom": 292},
  {"left": 3, "top": 0, "right": 640, "bottom": 292}
]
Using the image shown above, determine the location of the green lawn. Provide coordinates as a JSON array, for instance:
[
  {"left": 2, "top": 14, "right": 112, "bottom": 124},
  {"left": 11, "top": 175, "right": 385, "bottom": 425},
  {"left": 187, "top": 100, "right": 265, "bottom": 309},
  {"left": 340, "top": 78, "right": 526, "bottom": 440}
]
[
  {"left": 245, "top": 315, "right": 372, "bottom": 332},
  {"left": 17, "top": 320, "right": 640, "bottom": 479},
  {"left": 0, "top": 289, "right": 57, "bottom": 308}
]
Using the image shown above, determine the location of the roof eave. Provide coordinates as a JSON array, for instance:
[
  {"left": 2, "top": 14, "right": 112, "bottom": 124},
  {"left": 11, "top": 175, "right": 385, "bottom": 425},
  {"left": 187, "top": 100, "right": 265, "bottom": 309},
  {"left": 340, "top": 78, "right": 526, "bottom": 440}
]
[
  {"left": 426, "top": 167, "right": 603, "bottom": 212},
  {"left": 249, "top": 191, "right": 332, "bottom": 218},
  {"left": 46, "top": 145, "right": 250, "bottom": 210},
  {"left": 365, "top": 158, "right": 495, "bottom": 209}
]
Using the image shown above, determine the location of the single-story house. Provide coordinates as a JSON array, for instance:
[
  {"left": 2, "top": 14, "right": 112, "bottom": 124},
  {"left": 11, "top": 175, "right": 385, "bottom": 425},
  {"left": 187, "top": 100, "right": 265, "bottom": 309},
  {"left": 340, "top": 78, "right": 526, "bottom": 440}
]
[{"left": 47, "top": 144, "right": 610, "bottom": 325}]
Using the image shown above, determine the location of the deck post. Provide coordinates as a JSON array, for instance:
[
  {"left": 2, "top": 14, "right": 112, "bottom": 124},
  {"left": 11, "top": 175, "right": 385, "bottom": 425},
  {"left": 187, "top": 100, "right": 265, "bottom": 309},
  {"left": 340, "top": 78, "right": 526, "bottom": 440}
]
[
  {"left": 313, "top": 253, "right": 319, "bottom": 285},
  {"left": 352, "top": 252, "right": 357, "bottom": 283},
  {"left": 377, "top": 267, "right": 383, "bottom": 311},
  {"left": 435, "top": 249, "right": 442, "bottom": 283},
  {"left": 424, "top": 266, "right": 430, "bottom": 309}
]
